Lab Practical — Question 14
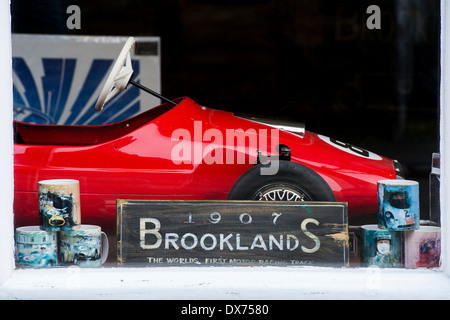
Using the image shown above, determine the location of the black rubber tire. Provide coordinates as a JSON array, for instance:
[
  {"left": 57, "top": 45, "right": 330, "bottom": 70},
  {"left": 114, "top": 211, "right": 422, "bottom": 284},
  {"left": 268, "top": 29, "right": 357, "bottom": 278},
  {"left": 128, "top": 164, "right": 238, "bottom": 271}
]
[{"left": 227, "top": 160, "right": 336, "bottom": 202}]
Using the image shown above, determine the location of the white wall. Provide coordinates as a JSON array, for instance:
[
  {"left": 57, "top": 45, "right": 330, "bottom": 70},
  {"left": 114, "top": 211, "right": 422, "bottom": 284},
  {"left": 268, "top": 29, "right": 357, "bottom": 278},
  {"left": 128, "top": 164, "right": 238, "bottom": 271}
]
[
  {"left": 440, "top": 0, "right": 450, "bottom": 272},
  {"left": 0, "top": 0, "right": 14, "bottom": 285}
]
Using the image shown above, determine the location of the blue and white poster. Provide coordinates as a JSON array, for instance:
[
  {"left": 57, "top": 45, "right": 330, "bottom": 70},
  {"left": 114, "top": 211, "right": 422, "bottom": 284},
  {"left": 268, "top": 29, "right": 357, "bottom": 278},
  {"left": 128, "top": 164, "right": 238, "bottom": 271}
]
[{"left": 12, "top": 34, "right": 160, "bottom": 125}]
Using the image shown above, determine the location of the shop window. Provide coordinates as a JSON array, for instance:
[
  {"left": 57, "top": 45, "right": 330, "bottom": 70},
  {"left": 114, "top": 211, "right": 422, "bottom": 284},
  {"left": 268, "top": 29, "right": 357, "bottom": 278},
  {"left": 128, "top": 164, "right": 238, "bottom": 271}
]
[{"left": 1, "top": 0, "right": 449, "bottom": 300}]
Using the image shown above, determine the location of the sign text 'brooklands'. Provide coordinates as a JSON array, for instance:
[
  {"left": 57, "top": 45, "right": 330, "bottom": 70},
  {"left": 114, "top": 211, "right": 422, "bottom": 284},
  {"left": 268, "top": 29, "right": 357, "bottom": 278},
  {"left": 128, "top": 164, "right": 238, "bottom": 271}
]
[
  {"left": 117, "top": 200, "right": 349, "bottom": 267},
  {"left": 139, "top": 216, "right": 320, "bottom": 253}
]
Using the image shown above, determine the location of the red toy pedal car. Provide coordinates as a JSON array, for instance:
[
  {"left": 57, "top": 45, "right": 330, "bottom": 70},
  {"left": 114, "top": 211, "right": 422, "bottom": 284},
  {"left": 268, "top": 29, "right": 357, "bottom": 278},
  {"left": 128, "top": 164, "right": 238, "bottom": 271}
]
[{"left": 13, "top": 37, "right": 403, "bottom": 230}]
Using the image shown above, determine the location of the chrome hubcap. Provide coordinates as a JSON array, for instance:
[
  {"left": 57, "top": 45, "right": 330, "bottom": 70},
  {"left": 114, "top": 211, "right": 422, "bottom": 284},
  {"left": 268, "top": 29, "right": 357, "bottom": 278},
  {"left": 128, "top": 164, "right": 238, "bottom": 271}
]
[{"left": 256, "top": 187, "right": 308, "bottom": 201}]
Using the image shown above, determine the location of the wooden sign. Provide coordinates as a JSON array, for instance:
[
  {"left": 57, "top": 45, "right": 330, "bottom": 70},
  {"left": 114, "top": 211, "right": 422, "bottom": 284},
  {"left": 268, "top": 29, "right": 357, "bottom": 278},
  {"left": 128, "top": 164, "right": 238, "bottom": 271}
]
[{"left": 116, "top": 200, "right": 349, "bottom": 267}]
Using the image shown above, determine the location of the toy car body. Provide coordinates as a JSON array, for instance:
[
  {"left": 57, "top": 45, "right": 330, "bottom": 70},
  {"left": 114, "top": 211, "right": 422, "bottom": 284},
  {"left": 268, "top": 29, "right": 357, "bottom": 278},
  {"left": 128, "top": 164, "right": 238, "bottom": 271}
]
[
  {"left": 13, "top": 37, "right": 403, "bottom": 230},
  {"left": 14, "top": 96, "right": 402, "bottom": 230}
]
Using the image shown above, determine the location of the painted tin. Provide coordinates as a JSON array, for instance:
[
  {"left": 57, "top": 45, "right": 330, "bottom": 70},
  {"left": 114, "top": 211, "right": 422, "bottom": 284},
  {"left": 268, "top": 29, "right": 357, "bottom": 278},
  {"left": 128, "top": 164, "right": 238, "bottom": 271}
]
[
  {"left": 60, "top": 225, "right": 109, "bottom": 267},
  {"left": 405, "top": 226, "right": 441, "bottom": 269},
  {"left": 361, "top": 225, "right": 403, "bottom": 268},
  {"left": 15, "top": 226, "right": 58, "bottom": 268},
  {"left": 39, "top": 179, "right": 81, "bottom": 231},
  {"left": 377, "top": 179, "right": 420, "bottom": 231}
]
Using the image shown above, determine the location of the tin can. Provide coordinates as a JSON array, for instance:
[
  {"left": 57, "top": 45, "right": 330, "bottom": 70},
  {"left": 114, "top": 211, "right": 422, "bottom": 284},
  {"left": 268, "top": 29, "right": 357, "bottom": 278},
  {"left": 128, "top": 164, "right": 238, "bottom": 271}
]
[
  {"left": 361, "top": 225, "right": 403, "bottom": 268},
  {"left": 15, "top": 226, "right": 58, "bottom": 268},
  {"left": 405, "top": 226, "right": 441, "bottom": 268},
  {"left": 60, "top": 225, "right": 109, "bottom": 267},
  {"left": 377, "top": 179, "right": 420, "bottom": 231},
  {"left": 39, "top": 179, "right": 81, "bottom": 231}
]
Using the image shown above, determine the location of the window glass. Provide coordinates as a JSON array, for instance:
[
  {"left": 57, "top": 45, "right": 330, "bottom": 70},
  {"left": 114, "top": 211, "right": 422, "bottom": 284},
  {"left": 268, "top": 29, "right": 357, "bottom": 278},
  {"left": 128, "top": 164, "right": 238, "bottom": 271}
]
[{"left": 11, "top": 0, "right": 440, "bottom": 269}]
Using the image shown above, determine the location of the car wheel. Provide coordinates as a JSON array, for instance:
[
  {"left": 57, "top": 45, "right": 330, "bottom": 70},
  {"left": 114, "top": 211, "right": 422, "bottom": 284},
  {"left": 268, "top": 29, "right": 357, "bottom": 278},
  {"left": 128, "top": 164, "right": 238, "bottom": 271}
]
[
  {"left": 252, "top": 184, "right": 312, "bottom": 201},
  {"left": 227, "top": 160, "right": 336, "bottom": 202}
]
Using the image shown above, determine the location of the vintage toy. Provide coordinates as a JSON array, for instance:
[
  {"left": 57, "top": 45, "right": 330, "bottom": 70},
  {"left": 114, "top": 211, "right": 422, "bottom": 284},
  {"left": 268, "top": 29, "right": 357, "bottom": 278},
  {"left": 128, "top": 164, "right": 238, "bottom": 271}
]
[{"left": 14, "top": 37, "right": 404, "bottom": 230}]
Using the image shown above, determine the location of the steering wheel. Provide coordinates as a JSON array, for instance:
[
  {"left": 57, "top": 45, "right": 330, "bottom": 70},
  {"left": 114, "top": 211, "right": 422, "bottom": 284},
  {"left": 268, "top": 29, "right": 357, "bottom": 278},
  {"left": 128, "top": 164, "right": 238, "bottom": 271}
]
[{"left": 95, "top": 37, "right": 135, "bottom": 111}]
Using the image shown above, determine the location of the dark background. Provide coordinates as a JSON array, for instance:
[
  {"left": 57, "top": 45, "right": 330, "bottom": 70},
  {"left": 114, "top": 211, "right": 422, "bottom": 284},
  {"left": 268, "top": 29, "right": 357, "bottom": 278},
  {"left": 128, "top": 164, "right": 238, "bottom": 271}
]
[{"left": 11, "top": 0, "right": 440, "bottom": 223}]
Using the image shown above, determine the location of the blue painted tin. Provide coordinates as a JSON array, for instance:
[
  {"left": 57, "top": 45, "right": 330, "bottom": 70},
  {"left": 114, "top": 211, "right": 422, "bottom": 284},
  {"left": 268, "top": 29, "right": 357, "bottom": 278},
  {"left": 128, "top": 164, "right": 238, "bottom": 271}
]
[
  {"left": 361, "top": 225, "right": 403, "bottom": 268},
  {"left": 60, "top": 225, "right": 109, "bottom": 267},
  {"left": 15, "top": 226, "right": 58, "bottom": 268},
  {"left": 377, "top": 179, "right": 420, "bottom": 231}
]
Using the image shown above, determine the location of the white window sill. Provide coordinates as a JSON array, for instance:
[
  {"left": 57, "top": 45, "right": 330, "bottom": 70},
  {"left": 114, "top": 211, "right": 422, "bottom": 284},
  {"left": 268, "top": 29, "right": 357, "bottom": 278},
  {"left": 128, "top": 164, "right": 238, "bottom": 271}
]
[{"left": 1, "top": 266, "right": 450, "bottom": 300}]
